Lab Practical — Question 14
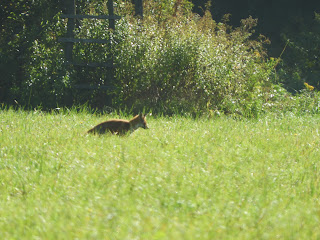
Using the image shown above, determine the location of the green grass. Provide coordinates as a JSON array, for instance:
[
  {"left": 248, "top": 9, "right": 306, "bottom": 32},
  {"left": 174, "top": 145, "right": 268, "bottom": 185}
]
[{"left": 1, "top": 108, "right": 320, "bottom": 239}]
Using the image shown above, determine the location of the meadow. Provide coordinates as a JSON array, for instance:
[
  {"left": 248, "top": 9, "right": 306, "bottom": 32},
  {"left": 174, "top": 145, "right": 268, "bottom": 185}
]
[{"left": 0, "top": 108, "right": 320, "bottom": 239}]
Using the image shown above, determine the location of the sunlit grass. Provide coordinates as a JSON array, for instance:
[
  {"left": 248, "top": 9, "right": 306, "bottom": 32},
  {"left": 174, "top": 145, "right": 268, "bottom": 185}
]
[{"left": 1, "top": 109, "right": 320, "bottom": 239}]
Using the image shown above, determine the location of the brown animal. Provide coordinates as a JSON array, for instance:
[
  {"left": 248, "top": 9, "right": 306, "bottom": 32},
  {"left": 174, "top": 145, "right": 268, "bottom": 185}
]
[{"left": 87, "top": 114, "right": 148, "bottom": 135}]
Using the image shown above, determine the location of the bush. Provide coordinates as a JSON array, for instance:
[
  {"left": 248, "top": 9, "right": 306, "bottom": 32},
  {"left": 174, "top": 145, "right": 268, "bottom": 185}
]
[
  {"left": 18, "top": 0, "right": 276, "bottom": 116},
  {"left": 21, "top": 15, "right": 72, "bottom": 108},
  {"left": 5, "top": 0, "right": 318, "bottom": 117},
  {"left": 2, "top": 0, "right": 319, "bottom": 117},
  {"left": 111, "top": 3, "right": 275, "bottom": 116},
  {"left": 261, "top": 83, "right": 320, "bottom": 115}
]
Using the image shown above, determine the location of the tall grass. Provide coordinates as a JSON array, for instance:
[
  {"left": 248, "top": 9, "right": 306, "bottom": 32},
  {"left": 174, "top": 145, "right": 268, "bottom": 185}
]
[{"left": 1, "top": 108, "right": 320, "bottom": 239}]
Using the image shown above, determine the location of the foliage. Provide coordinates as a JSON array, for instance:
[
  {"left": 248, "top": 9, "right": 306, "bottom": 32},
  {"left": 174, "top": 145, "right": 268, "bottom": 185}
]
[
  {"left": 260, "top": 83, "right": 320, "bottom": 115},
  {"left": 1, "top": 109, "right": 320, "bottom": 238},
  {"left": 0, "top": 0, "right": 64, "bottom": 103},
  {"left": 22, "top": 15, "right": 72, "bottom": 108},
  {"left": 1, "top": 0, "right": 319, "bottom": 117},
  {"left": 201, "top": 0, "right": 320, "bottom": 92},
  {"left": 276, "top": 12, "right": 320, "bottom": 91},
  {"left": 111, "top": 4, "right": 274, "bottom": 116}
]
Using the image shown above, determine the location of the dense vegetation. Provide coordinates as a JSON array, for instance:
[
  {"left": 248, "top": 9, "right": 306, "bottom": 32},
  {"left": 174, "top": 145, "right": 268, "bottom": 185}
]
[
  {"left": 1, "top": 0, "right": 319, "bottom": 116},
  {"left": 193, "top": 0, "right": 320, "bottom": 92}
]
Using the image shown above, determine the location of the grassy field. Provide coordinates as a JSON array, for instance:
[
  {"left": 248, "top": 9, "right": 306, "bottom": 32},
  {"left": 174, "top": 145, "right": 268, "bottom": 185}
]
[{"left": 1, "top": 109, "right": 320, "bottom": 239}]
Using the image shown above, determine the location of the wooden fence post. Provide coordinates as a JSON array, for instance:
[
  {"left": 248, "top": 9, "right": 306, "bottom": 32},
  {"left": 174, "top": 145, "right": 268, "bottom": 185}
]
[
  {"left": 65, "top": 0, "right": 75, "bottom": 62},
  {"left": 134, "top": 0, "right": 143, "bottom": 18},
  {"left": 107, "top": 0, "right": 115, "bottom": 29},
  {"left": 58, "top": 0, "right": 122, "bottom": 93}
]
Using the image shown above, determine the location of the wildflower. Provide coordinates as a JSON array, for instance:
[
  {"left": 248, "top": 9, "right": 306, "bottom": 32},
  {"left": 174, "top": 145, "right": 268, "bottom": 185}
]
[{"left": 304, "top": 82, "right": 314, "bottom": 91}]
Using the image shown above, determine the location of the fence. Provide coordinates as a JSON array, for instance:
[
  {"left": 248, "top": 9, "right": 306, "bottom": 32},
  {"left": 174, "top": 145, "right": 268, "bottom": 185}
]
[{"left": 58, "top": 0, "right": 123, "bottom": 90}]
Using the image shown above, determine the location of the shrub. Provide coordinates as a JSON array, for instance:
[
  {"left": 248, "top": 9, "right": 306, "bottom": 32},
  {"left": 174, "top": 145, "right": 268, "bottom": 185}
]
[
  {"left": 260, "top": 83, "right": 320, "bottom": 115},
  {"left": 111, "top": 3, "right": 275, "bottom": 116},
  {"left": 2, "top": 0, "right": 319, "bottom": 117},
  {"left": 23, "top": 17, "right": 70, "bottom": 108}
]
